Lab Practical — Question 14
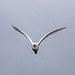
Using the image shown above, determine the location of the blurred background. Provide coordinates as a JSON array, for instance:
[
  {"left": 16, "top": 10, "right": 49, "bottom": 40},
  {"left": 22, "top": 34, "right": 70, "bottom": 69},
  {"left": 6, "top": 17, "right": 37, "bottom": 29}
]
[{"left": 0, "top": 0, "right": 75, "bottom": 75}]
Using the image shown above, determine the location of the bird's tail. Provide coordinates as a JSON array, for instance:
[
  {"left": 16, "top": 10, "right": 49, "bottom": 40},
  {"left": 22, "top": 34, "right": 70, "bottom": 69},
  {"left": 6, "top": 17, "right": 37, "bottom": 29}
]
[{"left": 34, "top": 51, "right": 37, "bottom": 54}]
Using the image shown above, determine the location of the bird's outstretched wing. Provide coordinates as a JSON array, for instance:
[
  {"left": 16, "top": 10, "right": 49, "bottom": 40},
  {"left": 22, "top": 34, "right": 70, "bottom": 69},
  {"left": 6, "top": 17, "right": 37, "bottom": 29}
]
[
  {"left": 38, "top": 27, "right": 66, "bottom": 45},
  {"left": 12, "top": 26, "right": 33, "bottom": 44}
]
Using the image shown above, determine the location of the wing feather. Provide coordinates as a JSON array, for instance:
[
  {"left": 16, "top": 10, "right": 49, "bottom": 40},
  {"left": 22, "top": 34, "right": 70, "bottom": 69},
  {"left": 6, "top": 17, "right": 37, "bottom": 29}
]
[
  {"left": 12, "top": 26, "right": 33, "bottom": 44},
  {"left": 38, "top": 27, "right": 66, "bottom": 45}
]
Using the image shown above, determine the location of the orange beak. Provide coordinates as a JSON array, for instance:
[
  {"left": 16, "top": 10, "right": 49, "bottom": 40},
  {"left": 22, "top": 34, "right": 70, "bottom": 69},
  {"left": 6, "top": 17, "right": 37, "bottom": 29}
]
[{"left": 33, "top": 44, "right": 36, "bottom": 47}]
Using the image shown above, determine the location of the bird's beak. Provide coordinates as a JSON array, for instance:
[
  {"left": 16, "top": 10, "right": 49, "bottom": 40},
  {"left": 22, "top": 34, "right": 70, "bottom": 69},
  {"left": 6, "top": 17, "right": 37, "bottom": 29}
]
[{"left": 33, "top": 44, "right": 36, "bottom": 47}]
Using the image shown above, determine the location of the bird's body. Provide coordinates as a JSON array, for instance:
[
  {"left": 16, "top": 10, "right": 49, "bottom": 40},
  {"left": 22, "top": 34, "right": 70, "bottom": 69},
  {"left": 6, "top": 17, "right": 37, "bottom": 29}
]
[
  {"left": 32, "top": 43, "right": 39, "bottom": 54},
  {"left": 12, "top": 26, "right": 66, "bottom": 54}
]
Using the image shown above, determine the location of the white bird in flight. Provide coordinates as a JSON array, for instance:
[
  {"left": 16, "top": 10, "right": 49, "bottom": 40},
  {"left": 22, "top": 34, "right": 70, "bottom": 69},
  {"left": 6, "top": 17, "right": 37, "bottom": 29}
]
[{"left": 12, "top": 26, "right": 66, "bottom": 54}]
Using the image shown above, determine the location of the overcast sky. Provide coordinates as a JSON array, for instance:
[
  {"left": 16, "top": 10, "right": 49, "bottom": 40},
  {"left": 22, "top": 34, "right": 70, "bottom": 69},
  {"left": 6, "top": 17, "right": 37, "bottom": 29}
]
[{"left": 0, "top": 0, "right": 75, "bottom": 75}]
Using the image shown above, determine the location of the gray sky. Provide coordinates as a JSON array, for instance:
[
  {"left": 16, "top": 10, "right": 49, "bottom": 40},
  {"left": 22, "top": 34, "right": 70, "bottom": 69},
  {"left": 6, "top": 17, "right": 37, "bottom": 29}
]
[{"left": 0, "top": 0, "right": 75, "bottom": 75}]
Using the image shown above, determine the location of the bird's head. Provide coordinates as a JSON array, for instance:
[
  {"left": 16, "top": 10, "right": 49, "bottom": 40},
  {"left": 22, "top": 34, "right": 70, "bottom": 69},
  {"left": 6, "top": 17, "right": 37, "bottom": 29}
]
[{"left": 33, "top": 44, "right": 36, "bottom": 47}]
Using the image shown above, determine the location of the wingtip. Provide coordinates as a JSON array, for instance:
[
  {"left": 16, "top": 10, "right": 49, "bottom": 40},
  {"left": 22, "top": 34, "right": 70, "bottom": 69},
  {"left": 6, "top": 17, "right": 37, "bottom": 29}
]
[
  {"left": 61, "top": 27, "right": 66, "bottom": 30},
  {"left": 63, "top": 27, "right": 66, "bottom": 29},
  {"left": 12, "top": 25, "right": 14, "bottom": 28},
  {"left": 12, "top": 25, "right": 16, "bottom": 29}
]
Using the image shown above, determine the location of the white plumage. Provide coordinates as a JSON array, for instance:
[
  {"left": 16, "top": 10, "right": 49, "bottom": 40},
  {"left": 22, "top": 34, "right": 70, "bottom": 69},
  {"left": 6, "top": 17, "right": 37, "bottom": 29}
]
[{"left": 12, "top": 26, "right": 66, "bottom": 54}]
